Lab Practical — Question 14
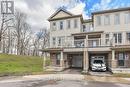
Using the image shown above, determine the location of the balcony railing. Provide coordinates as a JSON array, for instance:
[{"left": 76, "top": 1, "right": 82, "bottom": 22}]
[{"left": 50, "top": 38, "right": 130, "bottom": 48}]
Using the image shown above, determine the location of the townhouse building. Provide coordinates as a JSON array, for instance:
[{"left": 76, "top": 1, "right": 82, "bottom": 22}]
[{"left": 42, "top": 7, "right": 130, "bottom": 73}]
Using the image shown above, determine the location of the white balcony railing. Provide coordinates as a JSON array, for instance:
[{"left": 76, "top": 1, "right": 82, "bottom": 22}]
[{"left": 50, "top": 38, "right": 130, "bottom": 48}]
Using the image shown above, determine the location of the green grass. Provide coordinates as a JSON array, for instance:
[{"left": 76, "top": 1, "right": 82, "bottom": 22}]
[{"left": 0, "top": 54, "right": 45, "bottom": 76}]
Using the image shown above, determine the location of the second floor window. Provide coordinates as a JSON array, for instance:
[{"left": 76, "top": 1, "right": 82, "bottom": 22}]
[
  {"left": 114, "top": 33, "right": 122, "bottom": 44},
  {"left": 60, "top": 21, "right": 63, "bottom": 30},
  {"left": 96, "top": 16, "right": 101, "bottom": 26},
  {"left": 104, "top": 15, "right": 110, "bottom": 25},
  {"left": 67, "top": 20, "right": 71, "bottom": 29},
  {"left": 52, "top": 22, "right": 56, "bottom": 30},
  {"left": 52, "top": 37, "right": 56, "bottom": 46},
  {"left": 105, "top": 34, "right": 110, "bottom": 44},
  {"left": 74, "top": 19, "right": 78, "bottom": 28},
  {"left": 126, "top": 33, "right": 130, "bottom": 42},
  {"left": 125, "top": 12, "right": 130, "bottom": 24},
  {"left": 114, "top": 13, "right": 120, "bottom": 25},
  {"left": 83, "top": 25, "right": 86, "bottom": 32}
]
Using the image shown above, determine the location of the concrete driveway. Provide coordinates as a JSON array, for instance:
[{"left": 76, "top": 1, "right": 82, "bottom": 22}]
[
  {"left": 0, "top": 74, "right": 129, "bottom": 87},
  {"left": 0, "top": 79, "right": 130, "bottom": 87}
]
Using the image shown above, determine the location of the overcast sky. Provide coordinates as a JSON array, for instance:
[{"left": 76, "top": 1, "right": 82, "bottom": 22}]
[{"left": 13, "top": 0, "right": 130, "bottom": 32}]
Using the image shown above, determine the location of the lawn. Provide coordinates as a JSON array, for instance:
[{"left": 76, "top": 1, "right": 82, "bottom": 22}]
[{"left": 0, "top": 54, "right": 45, "bottom": 76}]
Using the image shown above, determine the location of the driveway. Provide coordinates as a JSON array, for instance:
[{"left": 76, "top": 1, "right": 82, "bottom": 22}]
[
  {"left": 0, "top": 79, "right": 130, "bottom": 87},
  {"left": 0, "top": 74, "right": 130, "bottom": 87}
]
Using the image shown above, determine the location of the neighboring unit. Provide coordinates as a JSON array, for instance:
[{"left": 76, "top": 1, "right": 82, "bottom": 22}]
[{"left": 42, "top": 7, "right": 130, "bottom": 73}]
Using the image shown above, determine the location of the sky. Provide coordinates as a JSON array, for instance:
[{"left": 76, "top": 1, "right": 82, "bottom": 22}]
[{"left": 12, "top": 0, "right": 130, "bottom": 32}]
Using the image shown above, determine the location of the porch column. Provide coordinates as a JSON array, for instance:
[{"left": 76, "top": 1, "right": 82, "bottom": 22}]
[
  {"left": 43, "top": 52, "right": 46, "bottom": 69},
  {"left": 60, "top": 51, "right": 64, "bottom": 67},
  {"left": 83, "top": 51, "right": 89, "bottom": 73},
  {"left": 111, "top": 50, "right": 117, "bottom": 68}
]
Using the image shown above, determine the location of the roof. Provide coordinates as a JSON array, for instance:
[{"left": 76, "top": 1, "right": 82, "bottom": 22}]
[
  {"left": 48, "top": 8, "right": 73, "bottom": 21},
  {"left": 72, "top": 31, "right": 104, "bottom": 36},
  {"left": 92, "top": 7, "right": 130, "bottom": 15}
]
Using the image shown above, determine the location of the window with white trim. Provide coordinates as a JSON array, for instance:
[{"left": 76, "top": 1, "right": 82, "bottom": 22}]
[
  {"left": 114, "top": 13, "right": 120, "bottom": 25},
  {"left": 126, "top": 32, "right": 130, "bottom": 42},
  {"left": 104, "top": 15, "right": 110, "bottom": 25},
  {"left": 60, "top": 21, "right": 63, "bottom": 30},
  {"left": 96, "top": 16, "right": 101, "bottom": 26},
  {"left": 52, "top": 37, "right": 56, "bottom": 46},
  {"left": 125, "top": 12, "right": 130, "bottom": 24},
  {"left": 113, "top": 33, "right": 122, "bottom": 44},
  {"left": 52, "top": 22, "right": 56, "bottom": 31},
  {"left": 74, "top": 19, "right": 78, "bottom": 28},
  {"left": 67, "top": 20, "right": 71, "bottom": 29}
]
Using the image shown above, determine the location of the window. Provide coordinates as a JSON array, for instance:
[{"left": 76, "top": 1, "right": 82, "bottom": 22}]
[
  {"left": 58, "top": 37, "right": 62, "bottom": 46},
  {"left": 125, "top": 12, "right": 130, "bottom": 24},
  {"left": 118, "top": 52, "right": 125, "bottom": 66},
  {"left": 104, "top": 15, "right": 110, "bottom": 25},
  {"left": 60, "top": 21, "right": 63, "bottom": 30},
  {"left": 52, "top": 37, "right": 56, "bottom": 46},
  {"left": 52, "top": 22, "right": 56, "bottom": 31},
  {"left": 114, "top": 13, "right": 120, "bottom": 25},
  {"left": 96, "top": 16, "right": 101, "bottom": 26},
  {"left": 83, "top": 25, "right": 86, "bottom": 32},
  {"left": 74, "top": 19, "right": 78, "bottom": 28},
  {"left": 67, "top": 20, "right": 71, "bottom": 29},
  {"left": 56, "top": 54, "right": 60, "bottom": 65},
  {"left": 113, "top": 33, "right": 122, "bottom": 43},
  {"left": 105, "top": 34, "right": 109, "bottom": 45},
  {"left": 126, "top": 33, "right": 130, "bottom": 41}
]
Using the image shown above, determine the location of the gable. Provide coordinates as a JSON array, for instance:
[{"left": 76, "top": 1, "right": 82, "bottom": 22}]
[
  {"left": 52, "top": 11, "right": 72, "bottom": 19},
  {"left": 48, "top": 9, "right": 73, "bottom": 21}
]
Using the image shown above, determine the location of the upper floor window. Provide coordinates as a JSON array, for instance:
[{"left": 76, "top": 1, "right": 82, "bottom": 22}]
[
  {"left": 83, "top": 25, "right": 86, "bottom": 32},
  {"left": 105, "top": 34, "right": 110, "bottom": 45},
  {"left": 104, "top": 15, "right": 110, "bottom": 25},
  {"left": 52, "top": 37, "right": 56, "bottom": 46},
  {"left": 125, "top": 12, "right": 130, "bottom": 24},
  {"left": 67, "top": 20, "right": 71, "bottom": 29},
  {"left": 126, "top": 33, "right": 130, "bottom": 41},
  {"left": 74, "top": 19, "right": 78, "bottom": 28},
  {"left": 113, "top": 33, "right": 122, "bottom": 44},
  {"left": 114, "top": 13, "right": 120, "bottom": 25},
  {"left": 60, "top": 21, "right": 63, "bottom": 30},
  {"left": 52, "top": 22, "right": 56, "bottom": 31},
  {"left": 96, "top": 16, "right": 101, "bottom": 26},
  {"left": 57, "top": 37, "right": 65, "bottom": 46}
]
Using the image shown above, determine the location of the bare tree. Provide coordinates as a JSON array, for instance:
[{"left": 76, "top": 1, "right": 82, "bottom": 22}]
[
  {"left": 32, "top": 28, "right": 49, "bottom": 56},
  {"left": 13, "top": 10, "right": 32, "bottom": 55}
]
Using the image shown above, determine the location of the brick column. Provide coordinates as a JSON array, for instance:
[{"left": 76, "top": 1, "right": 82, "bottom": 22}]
[{"left": 83, "top": 51, "right": 89, "bottom": 73}]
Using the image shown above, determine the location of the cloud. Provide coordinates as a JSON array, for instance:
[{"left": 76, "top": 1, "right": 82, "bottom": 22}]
[{"left": 13, "top": 0, "right": 82, "bottom": 32}]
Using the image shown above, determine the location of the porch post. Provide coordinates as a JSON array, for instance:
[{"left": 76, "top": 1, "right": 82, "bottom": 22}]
[
  {"left": 111, "top": 50, "right": 117, "bottom": 68},
  {"left": 60, "top": 51, "right": 64, "bottom": 67},
  {"left": 43, "top": 52, "right": 46, "bottom": 69},
  {"left": 112, "top": 50, "right": 115, "bottom": 60},
  {"left": 83, "top": 51, "right": 89, "bottom": 73}
]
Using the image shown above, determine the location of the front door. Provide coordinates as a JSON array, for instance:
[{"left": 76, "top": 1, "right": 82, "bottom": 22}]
[{"left": 72, "top": 54, "right": 83, "bottom": 68}]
